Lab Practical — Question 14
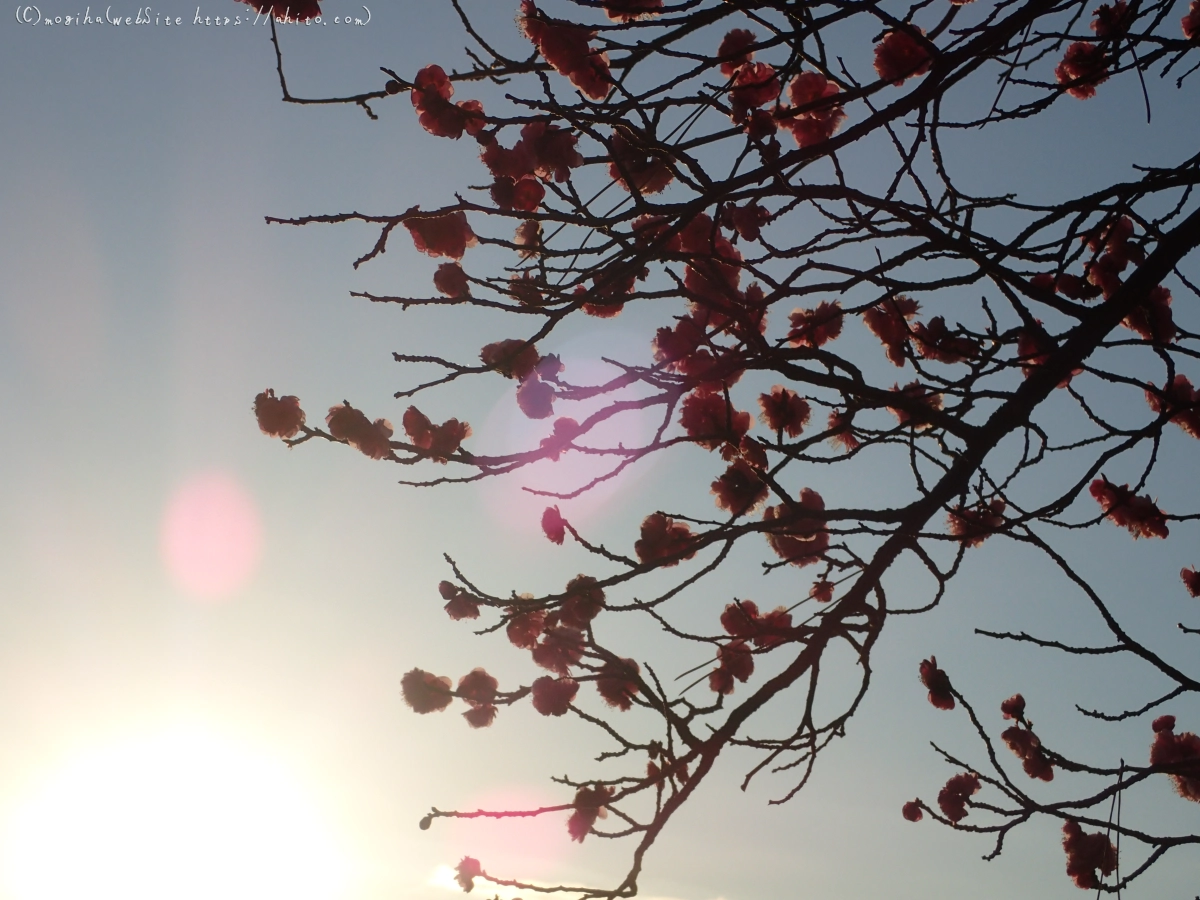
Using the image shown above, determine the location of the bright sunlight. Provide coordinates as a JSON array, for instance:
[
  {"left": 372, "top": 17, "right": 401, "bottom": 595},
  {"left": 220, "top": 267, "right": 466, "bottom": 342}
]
[{"left": 2, "top": 725, "right": 351, "bottom": 900}]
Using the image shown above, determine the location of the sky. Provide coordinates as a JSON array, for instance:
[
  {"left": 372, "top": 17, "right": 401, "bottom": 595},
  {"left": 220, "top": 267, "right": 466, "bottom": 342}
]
[{"left": 0, "top": 2, "right": 1198, "bottom": 899}]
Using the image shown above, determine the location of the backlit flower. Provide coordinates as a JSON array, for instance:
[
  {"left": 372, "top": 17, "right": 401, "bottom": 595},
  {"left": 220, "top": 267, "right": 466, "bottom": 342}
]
[
  {"left": 254, "top": 389, "right": 305, "bottom": 438},
  {"left": 401, "top": 668, "right": 453, "bottom": 713}
]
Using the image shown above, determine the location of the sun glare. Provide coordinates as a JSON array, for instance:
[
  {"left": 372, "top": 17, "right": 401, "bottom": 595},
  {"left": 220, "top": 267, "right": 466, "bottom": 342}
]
[{"left": 3, "top": 726, "right": 351, "bottom": 900}]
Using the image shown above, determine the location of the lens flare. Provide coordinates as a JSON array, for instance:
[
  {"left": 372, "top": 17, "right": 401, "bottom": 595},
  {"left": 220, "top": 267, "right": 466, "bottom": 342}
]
[
  {"left": 160, "top": 470, "right": 262, "bottom": 600},
  {"left": 479, "top": 331, "right": 662, "bottom": 536}
]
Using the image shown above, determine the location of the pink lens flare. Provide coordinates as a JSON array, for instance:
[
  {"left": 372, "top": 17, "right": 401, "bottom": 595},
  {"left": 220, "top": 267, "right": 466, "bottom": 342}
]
[
  {"left": 160, "top": 471, "right": 262, "bottom": 601},
  {"left": 442, "top": 785, "right": 575, "bottom": 877},
  {"left": 479, "top": 332, "right": 663, "bottom": 538}
]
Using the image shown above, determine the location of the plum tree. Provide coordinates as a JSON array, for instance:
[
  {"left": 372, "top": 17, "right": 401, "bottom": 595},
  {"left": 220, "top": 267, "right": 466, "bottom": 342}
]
[{"left": 254, "top": 1, "right": 1200, "bottom": 895}]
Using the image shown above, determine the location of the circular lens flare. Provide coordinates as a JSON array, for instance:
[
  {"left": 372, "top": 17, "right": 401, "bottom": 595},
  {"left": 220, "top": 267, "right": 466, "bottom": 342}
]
[
  {"left": 160, "top": 471, "right": 262, "bottom": 600},
  {"left": 479, "top": 331, "right": 662, "bottom": 537}
]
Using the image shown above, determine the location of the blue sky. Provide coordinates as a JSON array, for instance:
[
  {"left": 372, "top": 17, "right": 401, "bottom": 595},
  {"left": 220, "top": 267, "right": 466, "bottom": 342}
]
[{"left": 1, "top": 2, "right": 1198, "bottom": 898}]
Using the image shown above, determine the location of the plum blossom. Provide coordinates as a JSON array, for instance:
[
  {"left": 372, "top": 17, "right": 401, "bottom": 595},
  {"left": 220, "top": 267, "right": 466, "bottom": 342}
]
[
  {"left": 567, "top": 785, "right": 613, "bottom": 842},
  {"left": 506, "top": 606, "right": 547, "bottom": 650},
  {"left": 635, "top": 513, "right": 696, "bottom": 566},
  {"left": 516, "top": 374, "right": 556, "bottom": 419},
  {"left": 1089, "top": 477, "right": 1168, "bottom": 539},
  {"left": 1145, "top": 375, "right": 1200, "bottom": 438},
  {"left": 717, "top": 29, "right": 757, "bottom": 76},
  {"left": 809, "top": 580, "right": 834, "bottom": 603},
  {"left": 602, "top": 0, "right": 662, "bottom": 22},
  {"left": 454, "top": 857, "right": 482, "bottom": 892},
  {"left": 401, "top": 668, "right": 453, "bottom": 713},
  {"left": 480, "top": 339, "right": 539, "bottom": 380},
  {"left": 864, "top": 295, "right": 919, "bottom": 366},
  {"left": 759, "top": 385, "right": 811, "bottom": 437},
  {"left": 560, "top": 575, "right": 605, "bottom": 628},
  {"left": 888, "top": 382, "right": 943, "bottom": 429},
  {"left": 402, "top": 406, "right": 471, "bottom": 462},
  {"left": 680, "top": 391, "right": 751, "bottom": 450},
  {"left": 783, "top": 72, "right": 846, "bottom": 147},
  {"left": 409, "top": 65, "right": 486, "bottom": 139},
  {"left": 827, "top": 409, "right": 860, "bottom": 452},
  {"left": 709, "top": 639, "right": 754, "bottom": 695},
  {"left": 433, "top": 262, "right": 470, "bottom": 298},
  {"left": 405, "top": 210, "right": 477, "bottom": 260},
  {"left": 947, "top": 499, "right": 1006, "bottom": 548},
  {"left": 911, "top": 316, "right": 979, "bottom": 364},
  {"left": 1091, "top": 1, "right": 1131, "bottom": 38},
  {"left": 1182, "top": 567, "right": 1200, "bottom": 598},
  {"left": 1062, "top": 821, "right": 1116, "bottom": 889},
  {"left": 608, "top": 126, "right": 674, "bottom": 194},
  {"left": 1150, "top": 715, "right": 1200, "bottom": 801},
  {"left": 596, "top": 658, "right": 641, "bottom": 710},
  {"left": 458, "top": 668, "right": 499, "bottom": 729},
  {"left": 874, "top": 29, "right": 932, "bottom": 85},
  {"left": 254, "top": 389, "right": 305, "bottom": 438},
  {"left": 1123, "top": 285, "right": 1175, "bottom": 343},
  {"left": 531, "top": 625, "right": 586, "bottom": 675},
  {"left": 1002, "top": 725, "right": 1054, "bottom": 781},
  {"left": 763, "top": 487, "right": 829, "bottom": 566},
  {"left": 1055, "top": 42, "right": 1108, "bottom": 99},
  {"left": 1185, "top": 0, "right": 1200, "bottom": 40},
  {"left": 520, "top": 1, "right": 611, "bottom": 99},
  {"left": 326, "top": 403, "right": 394, "bottom": 460},
  {"left": 1001, "top": 694, "right": 1026, "bottom": 720},
  {"left": 531, "top": 675, "right": 578, "bottom": 716},
  {"left": 919, "top": 656, "right": 954, "bottom": 710},
  {"left": 542, "top": 506, "right": 567, "bottom": 545},
  {"left": 937, "top": 772, "right": 979, "bottom": 823},
  {"left": 440, "top": 581, "right": 481, "bottom": 621},
  {"left": 721, "top": 202, "right": 772, "bottom": 242},
  {"left": 729, "top": 62, "right": 781, "bottom": 123}
]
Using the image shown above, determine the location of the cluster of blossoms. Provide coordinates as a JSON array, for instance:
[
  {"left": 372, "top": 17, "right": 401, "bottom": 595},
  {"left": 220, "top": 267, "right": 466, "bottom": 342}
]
[
  {"left": 1145, "top": 374, "right": 1200, "bottom": 438},
  {"left": 907, "top": 654, "right": 1200, "bottom": 889},
  {"left": 1054, "top": 3, "right": 1126, "bottom": 99},
  {"left": 1062, "top": 821, "right": 1117, "bottom": 889},
  {"left": 709, "top": 600, "right": 794, "bottom": 695},
  {"left": 936, "top": 771, "right": 980, "bottom": 823},
  {"left": 1055, "top": 41, "right": 1110, "bottom": 100},
  {"left": 407, "top": 572, "right": 637, "bottom": 727},
  {"left": 401, "top": 407, "right": 471, "bottom": 462},
  {"left": 1055, "top": 1, "right": 1200, "bottom": 99},
  {"left": 479, "top": 339, "right": 567, "bottom": 420},
  {"left": 1149, "top": 715, "right": 1200, "bottom": 802},
  {"left": 327, "top": 404, "right": 395, "bottom": 460},
  {"left": 862, "top": 294, "right": 983, "bottom": 370},
  {"left": 999, "top": 694, "right": 1054, "bottom": 782},
  {"left": 1089, "top": 477, "right": 1169, "bottom": 539},
  {"left": 408, "top": 64, "right": 486, "bottom": 140},
  {"left": 253, "top": 390, "right": 470, "bottom": 464},
  {"left": 519, "top": 0, "right": 612, "bottom": 99},
  {"left": 713, "top": 28, "right": 847, "bottom": 151}
]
